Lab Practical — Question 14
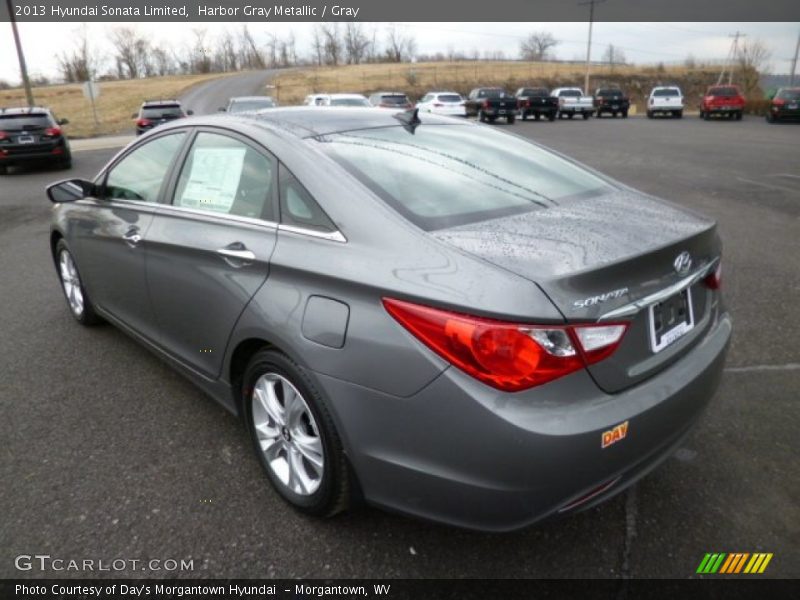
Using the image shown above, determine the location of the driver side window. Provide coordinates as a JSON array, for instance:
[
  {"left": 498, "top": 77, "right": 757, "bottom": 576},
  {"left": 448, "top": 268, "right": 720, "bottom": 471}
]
[{"left": 104, "top": 133, "right": 186, "bottom": 202}]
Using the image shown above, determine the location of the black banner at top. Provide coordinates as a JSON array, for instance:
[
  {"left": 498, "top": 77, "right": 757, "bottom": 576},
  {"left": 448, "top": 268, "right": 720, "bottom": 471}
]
[{"left": 1, "top": 0, "right": 800, "bottom": 22}]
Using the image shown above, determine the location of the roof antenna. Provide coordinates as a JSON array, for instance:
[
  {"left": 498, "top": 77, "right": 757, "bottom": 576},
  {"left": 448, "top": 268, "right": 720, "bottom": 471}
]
[{"left": 394, "top": 107, "right": 421, "bottom": 133}]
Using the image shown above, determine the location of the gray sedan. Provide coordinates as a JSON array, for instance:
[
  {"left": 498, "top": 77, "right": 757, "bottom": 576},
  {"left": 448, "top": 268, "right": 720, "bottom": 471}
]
[{"left": 47, "top": 108, "right": 730, "bottom": 531}]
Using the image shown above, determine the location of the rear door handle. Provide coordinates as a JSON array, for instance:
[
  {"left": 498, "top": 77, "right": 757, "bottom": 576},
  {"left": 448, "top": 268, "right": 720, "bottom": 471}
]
[{"left": 123, "top": 229, "right": 142, "bottom": 248}]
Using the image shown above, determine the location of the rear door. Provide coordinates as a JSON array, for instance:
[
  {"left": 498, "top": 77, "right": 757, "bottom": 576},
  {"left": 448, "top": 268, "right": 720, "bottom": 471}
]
[{"left": 145, "top": 129, "right": 278, "bottom": 378}]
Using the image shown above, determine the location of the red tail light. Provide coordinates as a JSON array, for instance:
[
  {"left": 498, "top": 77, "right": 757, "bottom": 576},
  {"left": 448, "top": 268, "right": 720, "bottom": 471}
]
[
  {"left": 383, "top": 298, "right": 628, "bottom": 392},
  {"left": 0, "top": 131, "right": 8, "bottom": 140},
  {"left": 44, "top": 127, "right": 62, "bottom": 137},
  {"left": 704, "top": 262, "right": 722, "bottom": 290},
  {"left": 773, "top": 98, "right": 785, "bottom": 106},
  {"left": 136, "top": 118, "right": 152, "bottom": 127},
  {"left": 483, "top": 100, "right": 491, "bottom": 109}
]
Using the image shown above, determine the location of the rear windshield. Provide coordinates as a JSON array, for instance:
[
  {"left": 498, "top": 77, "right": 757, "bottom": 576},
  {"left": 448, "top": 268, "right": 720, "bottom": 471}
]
[
  {"left": 378, "top": 95, "right": 409, "bottom": 104},
  {"left": 653, "top": 88, "right": 680, "bottom": 97},
  {"left": 521, "top": 89, "right": 549, "bottom": 96},
  {"left": 331, "top": 98, "right": 370, "bottom": 107},
  {"left": 478, "top": 89, "right": 506, "bottom": 98},
  {"left": 229, "top": 99, "right": 275, "bottom": 112},
  {"left": 317, "top": 124, "right": 612, "bottom": 231},
  {"left": 776, "top": 89, "right": 800, "bottom": 101},
  {"left": 708, "top": 87, "right": 738, "bottom": 97},
  {"left": 558, "top": 90, "right": 582, "bottom": 97},
  {"left": 0, "top": 113, "right": 54, "bottom": 129},
  {"left": 141, "top": 105, "right": 184, "bottom": 118},
  {"left": 597, "top": 89, "right": 623, "bottom": 97},
  {"left": 437, "top": 94, "right": 463, "bottom": 102}
]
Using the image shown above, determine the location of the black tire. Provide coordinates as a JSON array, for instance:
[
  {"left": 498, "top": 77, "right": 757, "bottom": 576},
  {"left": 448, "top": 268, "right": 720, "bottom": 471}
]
[
  {"left": 735, "top": 111, "right": 743, "bottom": 121},
  {"left": 488, "top": 116, "right": 497, "bottom": 123},
  {"left": 612, "top": 112, "right": 618, "bottom": 118},
  {"left": 548, "top": 113, "right": 556, "bottom": 121},
  {"left": 243, "top": 349, "right": 350, "bottom": 517},
  {"left": 704, "top": 112, "right": 711, "bottom": 121},
  {"left": 568, "top": 113, "right": 574, "bottom": 119},
  {"left": 0, "top": 164, "right": 7, "bottom": 175},
  {"left": 478, "top": 110, "right": 487, "bottom": 123},
  {"left": 622, "top": 110, "right": 628, "bottom": 118},
  {"left": 766, "top": 113, "right": 775, "bottom": 123},
  {"left": 699, "top": 111, "right": 705, "bottom": 119},
  {"left": 675, "top": 111, "right": 683, "bottom": 119},
  {"left": 507, "top": 114, "right": 515, "bottom": 124},
  {"left": 646, "top": 111, "right": 653, "bottom": 119},
  {"left": 582, "top": 112, "right": 589, "bottom": 120},
  {"left": 534, "top": 113, "right": 541, "bottom": 121},
  {"left": 557, "top": 111, "right": 564, "bottom": 120},
  {"left": 55, "top": 239, "right": 103, "bottom": 326}
]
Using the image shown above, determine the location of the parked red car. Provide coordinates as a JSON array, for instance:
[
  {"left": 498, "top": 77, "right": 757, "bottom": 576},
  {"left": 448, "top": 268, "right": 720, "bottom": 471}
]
[{"left": 699, "top": 85, "right": 745, "bottom": 120}]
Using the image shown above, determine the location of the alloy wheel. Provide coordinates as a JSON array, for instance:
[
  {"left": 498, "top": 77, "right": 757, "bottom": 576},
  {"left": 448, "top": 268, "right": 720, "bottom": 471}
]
[{"left": 59, "top": 250, "right": 84, "bottom": 317}]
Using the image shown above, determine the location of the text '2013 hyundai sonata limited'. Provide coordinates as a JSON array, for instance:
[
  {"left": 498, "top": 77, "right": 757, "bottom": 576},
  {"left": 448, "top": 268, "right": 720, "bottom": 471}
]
[{"left": 47, "top": 108, "right": 730, "bottom": 531}]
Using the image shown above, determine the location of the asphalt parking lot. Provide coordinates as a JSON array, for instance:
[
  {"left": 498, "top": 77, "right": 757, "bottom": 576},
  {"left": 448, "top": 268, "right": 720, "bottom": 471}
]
[{"left": 0, "top": 115, "right": 797, "bottom": 579}]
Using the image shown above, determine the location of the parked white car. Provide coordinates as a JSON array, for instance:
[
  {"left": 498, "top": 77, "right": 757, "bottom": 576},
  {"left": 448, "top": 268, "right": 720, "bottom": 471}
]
[
  {"left": 415, "top": 91, "right": 466, "bottom": 117},
  {"left": 647, "top": 86, "right": 684, "bottom": 118},
  {"left": 305, "top": 94, "right": 371, "bottom": 107},
  {"left": 551, "top": 87, "right": 595, "bottom": 119}
]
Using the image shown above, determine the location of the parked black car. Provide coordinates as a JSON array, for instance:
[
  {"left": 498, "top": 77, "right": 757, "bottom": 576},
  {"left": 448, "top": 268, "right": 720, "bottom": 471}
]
[
  {"left": 766, "top": 87, "right": 800, "bottom": 123},
  {"left": 515, "top": 88, "right": 558, "bottom": 121},
  {"left": 133, "top": 100, "right": 192, "bottom": 136},
  {"left": 593, "top": 88, "right": 630, "bottom": 118},
  {"left": 0, "top": 107, "right": 71, "bottom": 174},
  {"left": 465, "top": 88, "right": 517, "bottom": 124}
]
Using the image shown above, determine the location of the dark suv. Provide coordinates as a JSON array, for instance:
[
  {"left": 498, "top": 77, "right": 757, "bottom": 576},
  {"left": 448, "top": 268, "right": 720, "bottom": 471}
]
[
  {"left": 368, "top": 92, "right": 413, "bottom": 109},
  {"left": 0, "top": 107, "right": 71, "bottom": 174},
  {"left": 133, "top": 100, "right": 192, "bottom": 136}
]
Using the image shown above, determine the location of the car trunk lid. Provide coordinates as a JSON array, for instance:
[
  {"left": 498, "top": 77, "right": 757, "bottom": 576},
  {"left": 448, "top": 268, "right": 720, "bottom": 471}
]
[{"left": 432, "top": 189, "right": 721, "bottom": 393}]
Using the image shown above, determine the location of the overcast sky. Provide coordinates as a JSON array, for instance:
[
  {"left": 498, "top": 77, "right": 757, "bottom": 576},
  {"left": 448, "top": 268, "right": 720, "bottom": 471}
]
[{"left": 1, "top": 22, "right": 798, "bottom": 84}]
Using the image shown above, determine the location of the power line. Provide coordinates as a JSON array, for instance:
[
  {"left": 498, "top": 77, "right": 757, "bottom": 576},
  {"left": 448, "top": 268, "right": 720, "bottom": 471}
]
[{"left": 717, "top": 31, "right": 745, "bottom": 85}]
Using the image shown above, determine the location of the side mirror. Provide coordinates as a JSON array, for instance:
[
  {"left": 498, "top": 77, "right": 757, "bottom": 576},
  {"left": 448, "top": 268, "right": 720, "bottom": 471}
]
[
  {"left": 58, "top": 118, "right": 70, "bottom": 125},
  {"left": 186, "top": 109, "right": 194, "bottom": 116},
  {"left": 47, "top": 178, "right": 96, "bottom": 203},
  {"left": 218, "top": 107, "right": 226, "bottom": 112}
]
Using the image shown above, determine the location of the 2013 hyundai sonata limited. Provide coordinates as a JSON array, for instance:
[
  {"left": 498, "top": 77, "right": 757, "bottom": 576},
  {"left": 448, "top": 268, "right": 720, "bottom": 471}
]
[{"left": 47, "top": 108, "right": 730, "bottom": 531}]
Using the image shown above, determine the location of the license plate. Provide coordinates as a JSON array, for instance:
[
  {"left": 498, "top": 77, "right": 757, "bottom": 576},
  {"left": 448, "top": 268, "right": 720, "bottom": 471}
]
[
  {"left": 789, "top": 104, "right": 798, "bottom": 109},
  {"left": 498, "top": 110, "right": 506, "bottom": 114},
  {"left": 18, "top": 135, "right": 34, "bottom": 144},
  {"left": 648, "top": 287, "right": 694, "bottom": 352},
  {"left": 611, "top": 104, "right": 619, "bottom": 109}
]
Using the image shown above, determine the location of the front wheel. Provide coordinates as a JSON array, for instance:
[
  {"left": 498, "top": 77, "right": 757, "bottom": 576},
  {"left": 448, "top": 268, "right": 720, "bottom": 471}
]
[
  {"left": 244, "top": 349, "right": 350, "bottom": 517},
  {"left": 55, "top": 240, "right": 102, "bottom": 325}
]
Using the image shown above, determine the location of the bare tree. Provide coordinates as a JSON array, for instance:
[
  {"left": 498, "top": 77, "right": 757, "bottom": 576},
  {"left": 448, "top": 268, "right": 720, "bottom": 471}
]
[
  {"left": 320, "top": 23, "right": 343, "bottom": 66},
  {"left": 311, "top": 26, "right": 324, "bottom": 66},
  {"left": 519, "top": 31, "right": 559, "bottom": 61},
  {"left": 57, "top": 25, "right": 99, "bottom": 82},
  {"left": 344, "top": 23, "right": 370, "bottom": 65},
  {"left": 108, "top": 27, "right": 151, "bottom": 79},
  {"left": 602, "top": 44, "right": 627, "bottom": 69},
  {"left": 151, "top": 45, "right": 177, "bottom": 76},
  {"left": 736, "top": 39, "right": 771, "bottom": 96},
  {"left": 384, "top": 25, "right": 416, "bottom": 63},
  {"left": 238, "top": 25, "right": 265, "bottom": 69}
]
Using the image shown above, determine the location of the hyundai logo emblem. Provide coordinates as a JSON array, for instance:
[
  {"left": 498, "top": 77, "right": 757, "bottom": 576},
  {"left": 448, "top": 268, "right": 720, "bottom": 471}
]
[{"left": 673, "top": 251, "right": 693, "bottom": 274}]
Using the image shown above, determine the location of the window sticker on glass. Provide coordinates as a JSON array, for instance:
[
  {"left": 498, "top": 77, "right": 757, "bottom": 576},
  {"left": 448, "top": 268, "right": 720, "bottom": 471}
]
[{"left": 179, "top": 147, "right": 246, "bottom": 213}]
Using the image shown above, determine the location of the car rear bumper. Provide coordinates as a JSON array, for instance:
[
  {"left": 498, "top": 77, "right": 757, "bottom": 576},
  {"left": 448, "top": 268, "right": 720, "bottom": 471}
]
[
  {"left": 705, "top": 105, "right": 743, "bottom": 112},
  {"left": 313, "top": 311, "right": 731, "bottom": 531},
  {"left": 0, "top": 140, "right": 68, "bottom": 164}
]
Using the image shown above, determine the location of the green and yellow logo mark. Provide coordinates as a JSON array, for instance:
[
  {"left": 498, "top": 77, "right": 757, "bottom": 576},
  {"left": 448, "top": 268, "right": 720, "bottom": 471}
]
[{"left": 696, "top": 552, "right": 773, "bottom": 574}]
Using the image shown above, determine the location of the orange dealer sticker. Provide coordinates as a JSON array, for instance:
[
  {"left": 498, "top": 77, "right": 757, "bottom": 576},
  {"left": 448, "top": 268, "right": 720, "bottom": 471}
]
[{"left": 601, "top": 420, "right": 629, "bottom": 448}]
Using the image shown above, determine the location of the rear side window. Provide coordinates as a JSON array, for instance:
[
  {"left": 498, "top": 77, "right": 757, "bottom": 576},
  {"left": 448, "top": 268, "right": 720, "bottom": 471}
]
[
  {"left": 173, "top": 132, "right": 275, "bottom": 220},
  {"left": 380, "top": 95, "right": 409, "bottom": 105},
  {"left": 653, "top": 88, "right": 680, "bottom": 97},
  {"left": 776, "top": 89, "right": 800, "bottom": 101},
  {"left": 278, "top": 164, "right": 336, "bottom": 233},
  {"left": 0, "top": 113, "right": 54, "bottom": 129},
  {"left": 318, "top": 124, "right": 611, "bottom": 231},
  {"left": 437, "top": 94, "right": 462, "bottom": 102},
  {"left": 104, "top": 133, "right": 186, "bottom": 202},
  {"left": 559, "top": 90, "right": 582, "bottom": 97}
]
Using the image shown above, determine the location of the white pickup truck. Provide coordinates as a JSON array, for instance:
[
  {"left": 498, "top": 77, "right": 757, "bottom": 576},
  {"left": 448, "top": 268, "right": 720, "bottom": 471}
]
[
  {"left": 647, "top": 86, "right": 684, "bottom": 119},
  {"left": 551, "top": 87, "right": 594, "bottom": 119}
]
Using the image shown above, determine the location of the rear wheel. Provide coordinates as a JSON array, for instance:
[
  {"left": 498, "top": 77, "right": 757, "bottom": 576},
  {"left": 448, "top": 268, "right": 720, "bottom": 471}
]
[
  {"left": 568, "top": 113, "right": 574, "bottom": 119},
  {"left": 735, "top": 111, "right": 743, "bottom": 121},
  {"left": 478, "top": 110, "right": 487, "bottom": 123},
  {"left": 244, "top": 349, "right": 349, "bottom": 517},
  {"left": 582, "top": 112, "right": 590, "bottom": 120},
  {"left": 520, "top": 110, "right": 527, "bottom": 121},
  {"left": 534, "top": 113, "right": 541, "bottom": 121},
  {"left": 548, "top": 112, "right": 556, "bottom": 121},
  {"left": 0, "top": 164, "right": 7, "bottom": 175},
  {"left": 646, "top": 110, "right": 653, "bottom": 119},
  {"left": 622, "top": 110, "right": 628, "bottom": 118},
  {"left": 766, "top": 112, "right": 775, "bottom": 123},
  {"left": 675, "top": 110, "right": 683, "bottom": 119},
  {"left": 55, "top": 240, "right": 102, "bottom": 326},
  {"left": 507, "top": 114, "right": 515, "bottom": 124},
  {"left": 704, "top": 111, "right": 711, "bottom": 121}
]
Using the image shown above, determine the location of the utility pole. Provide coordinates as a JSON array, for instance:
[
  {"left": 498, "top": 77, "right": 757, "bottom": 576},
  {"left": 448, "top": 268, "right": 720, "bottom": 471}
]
[
  {"left": 790, "top": 30, "right": 800, "bottom": 86},
  {"left": 579, "top": 0, "right": 606, "bottom": 95},
  {"left": 717, "top": 31, "right": 745, "bottom": 86},
  {"left": 6, "top": 0, "right": 35, "bottom": 106}
]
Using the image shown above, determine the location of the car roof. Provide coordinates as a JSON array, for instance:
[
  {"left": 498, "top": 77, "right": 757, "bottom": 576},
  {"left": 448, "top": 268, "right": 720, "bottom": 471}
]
[
  {"left": 328, "top": 93, "right": 368, "bottom": 99},
  {"left": 142, "top": 99, "right": 181, "bottom": 106},
  {"left": 372, "top": 91, "right": 408, "bottom": 96},
  {"left": 0, "top": 106, "right": 51, "bottom": 116},
  {"left": 222, "top": 106, "right": 467, "bottom": 138}
]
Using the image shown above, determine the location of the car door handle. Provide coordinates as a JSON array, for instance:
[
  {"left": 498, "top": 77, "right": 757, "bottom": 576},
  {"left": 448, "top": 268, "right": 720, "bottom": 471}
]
[
  {"left": 216, "top": 244, "right": 256, "bottom": 266},
  {"left": 122, "top": 229, "right": 142, "bottom": 248}
]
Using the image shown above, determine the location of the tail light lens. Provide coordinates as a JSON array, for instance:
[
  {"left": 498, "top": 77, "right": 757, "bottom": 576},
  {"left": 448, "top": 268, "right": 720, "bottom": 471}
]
[
  {"left": 44, "top": 127, "right": 61, "bottom": 137},
  {"left": 704, "top": 262, "right": 722, "bottom": 290},
  {"left": 0, "top": 131, "right": 8, "bottom": 140},
  {"left": 383, "top": 298, "right": 628, "bottom": 392},
  {"left": 773, "top": 98, "right": 785, "bottom": 106},
  {"left": 136, "top": 118, "right": 152, "bottom": 127},
  {"left": 483, "top": 100, "right": 491, "bottom": 109}
]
